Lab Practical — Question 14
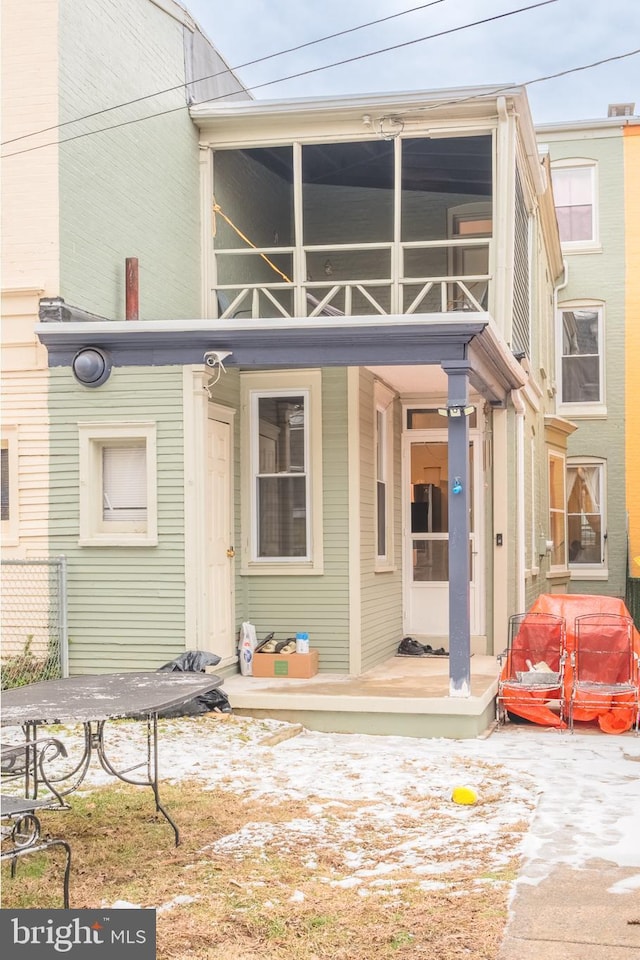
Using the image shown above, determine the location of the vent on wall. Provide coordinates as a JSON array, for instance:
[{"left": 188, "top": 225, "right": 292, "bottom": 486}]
[{"left": 607, "top": 103, "right": 635, "bottom": 117}]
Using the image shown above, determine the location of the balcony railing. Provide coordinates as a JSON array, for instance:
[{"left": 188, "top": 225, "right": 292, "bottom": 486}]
[{"left": 211, "top": 238, "right": 491, "bottom": 320}]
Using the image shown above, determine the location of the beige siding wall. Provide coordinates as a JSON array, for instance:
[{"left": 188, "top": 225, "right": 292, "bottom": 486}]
[
  {"left": 358, "top": 370, "right": 403, "bottom": 671},
  {"left": 49, "top": 366, "right": 187, "bottom": 672},
  {"left": 1, "top": 363, "right": 51, "bottom": 558},
  {"left": 1, "top": 0, "right": 60, "bottom": 298},
  {"left": 1, "top": 1, "right": 60, "bottom": 559}
]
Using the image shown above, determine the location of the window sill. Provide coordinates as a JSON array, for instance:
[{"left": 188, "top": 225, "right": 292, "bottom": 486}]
[
  {"left": 374, "top": 564, "right": 397, "bottom": 574},
  {"left": 569, "top": 569, "right": 609, "bottom": 581},
  {"left": 546, "top": 569, "right": 571, "bottom": 581},
  {"left": 79, "top": 536, "right": 158, "bottom": 547},
  {"left": 560, "top": 242, "right": 602, "bottom": 255},
  {"left": 241, "top": 562, "right": 324, "bottom": 576},
  {"left": 557, "top": 404, "right": 607, "bottom": 419}
]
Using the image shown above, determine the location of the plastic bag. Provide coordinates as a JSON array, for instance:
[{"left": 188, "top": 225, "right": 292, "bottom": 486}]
[
  {"left": 239, "top": 622, "right": 257, "bottom": 676},
  {"left": 157, "top": 650, "right": 221, "bottom": 673},
  {"left": 156, "top": 649, "right": 231, "bottom": 717},
  {"left": 156, "top": 686, "right": 232, "bottom": 718}
]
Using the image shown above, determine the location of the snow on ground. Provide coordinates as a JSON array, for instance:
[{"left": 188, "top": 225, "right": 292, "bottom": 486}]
[{"left": 7, "top": 715, "right": 640, "bottom": 904}]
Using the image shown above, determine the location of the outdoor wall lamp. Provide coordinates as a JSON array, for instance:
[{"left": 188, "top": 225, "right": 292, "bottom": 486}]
[
  {"left": 437, "top": 405, "right": 475, "bottom": 418},
  {"left": 72, "top": 347, "right": 112, "bottom": 387}
]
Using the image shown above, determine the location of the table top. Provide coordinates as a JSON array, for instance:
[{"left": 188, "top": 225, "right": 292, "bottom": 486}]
[{"left": 1, "top": 671, "right": 224, "bottom": 725}]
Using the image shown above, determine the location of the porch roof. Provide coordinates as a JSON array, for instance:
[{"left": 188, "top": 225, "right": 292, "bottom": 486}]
[{"left": 36, "top": 302, "right": 527, "bottom": 403}]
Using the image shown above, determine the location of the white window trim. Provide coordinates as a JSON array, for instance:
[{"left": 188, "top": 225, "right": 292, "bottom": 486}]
[
  {"left": 374, "top": 381, "right": 395, "bottom": 572},
  {"left": 1, "top": 426, "right": 20, "bottom": 546},
  {"left": 556, "top": 300, "right": 606, "bottom": 418},
  {"left": 240, "top": 370, "right": 323, "bottom": 575},
  {"left": 567, "top": 457, "right": 608, "bottom": 580},
  {"left": 551, "top": 158, "right": 600, "bottom": 253},
  {"left": 548, "top": 450, "right": 567, "bottom": 571},
  {"left": 528, "top": 430, "right": 539, "bottom": 577},
  {"left": 78, "top": 421, "right": 157, "bottom": 546}
]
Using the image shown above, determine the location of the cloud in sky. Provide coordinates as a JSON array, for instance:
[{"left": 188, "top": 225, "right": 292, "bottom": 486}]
[{"left": 184, "top": 0, "right": 639, "bottom": 123}]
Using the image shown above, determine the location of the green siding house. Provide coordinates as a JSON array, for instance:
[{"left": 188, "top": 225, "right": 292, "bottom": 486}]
[{"left": 5, "top": 1, "right": 578, "bottom": 707}]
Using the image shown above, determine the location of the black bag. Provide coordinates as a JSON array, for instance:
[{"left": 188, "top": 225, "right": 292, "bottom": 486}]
[
  {"left": 156, "top": 650, "right": 232, "bottom": 717},
  {"left": 158, "top": 650, "right": 221, "bottom": 673}
]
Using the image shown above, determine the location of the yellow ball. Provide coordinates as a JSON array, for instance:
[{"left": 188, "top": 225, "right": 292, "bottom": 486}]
[{"left": 451, "top": 785, "right": 478, "bottom": 805}]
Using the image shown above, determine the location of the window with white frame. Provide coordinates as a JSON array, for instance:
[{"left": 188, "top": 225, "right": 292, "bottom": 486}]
[
  {"left": 374, "top": 384, "right": 394, "bottom": 567},
  {"left": 548, "top": 451, "right": 567, "bottom": 568},
  {"left": 567, "top": 459, "right": 606, "bottom": 569},
  {"left": 551, "top": 161, "right": 597, "bottom": 247},
  {"left": 559, "top": 304, "right": 604, "bottom": 408},
  {"left": 1, "top": 428, "right": 19, "bottom": 544},
  {"left": 242, "top": 371, "right": 323, "bottom": 572},
  {"left": 78, "top": 422, "right": 157, "bottom": 546},
  {"left": 529, "top": 429, "right": 538, "bottom": 573}
]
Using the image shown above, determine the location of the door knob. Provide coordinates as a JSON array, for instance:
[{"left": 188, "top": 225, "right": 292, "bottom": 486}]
[{"left": 226, "top": 547, "right": 235, "bottom": 558}]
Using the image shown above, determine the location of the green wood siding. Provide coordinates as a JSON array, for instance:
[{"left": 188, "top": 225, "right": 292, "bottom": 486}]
[
  {"left": 49, "top": 366, "right": 186, "bottom": 673},
  {"left": 359, "top": 370, "right": 403, "bottom": 672},
  {"left": 243, "top": 369, "right": 351, "bottom": 672},
  {"left": 548, "top": 135, "right": 626, "bottom": 598}
]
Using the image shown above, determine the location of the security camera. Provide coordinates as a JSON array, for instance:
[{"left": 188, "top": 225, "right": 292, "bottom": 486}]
[{"left": 204, "top": 350, "right": 232, "bottom": 368}]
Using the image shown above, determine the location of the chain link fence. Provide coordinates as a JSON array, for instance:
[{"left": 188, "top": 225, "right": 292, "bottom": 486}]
[{"left": 1, "top": 557, "right": 68, "bottom": 689}]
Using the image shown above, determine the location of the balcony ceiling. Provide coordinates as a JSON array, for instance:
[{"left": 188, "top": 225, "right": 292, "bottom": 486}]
[{"left": 244, "top": 136, "right": 492, "bottom": 196}]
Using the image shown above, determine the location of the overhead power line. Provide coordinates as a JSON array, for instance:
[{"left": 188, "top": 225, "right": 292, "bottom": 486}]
[
  {"left": 2, "top": 0, "right": 451, "bottom": 147},
  {"left": 3, "top": 19, "right": 636, "bottom": 160},
  {"left": 2, "top": 0, "right": 557, "bottom": 153}
]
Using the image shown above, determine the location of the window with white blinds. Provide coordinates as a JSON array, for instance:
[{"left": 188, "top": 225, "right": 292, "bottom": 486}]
[
  {"left": 78, "top": 422, "right": 157, "bottom": 545},
  {"left": 102, "top": 444, "right": 147, "bottom": 521}
]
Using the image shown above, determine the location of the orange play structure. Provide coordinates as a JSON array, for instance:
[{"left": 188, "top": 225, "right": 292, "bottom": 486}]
[{"left": 498, "top": 594, "right": 640, "bottom": 733}]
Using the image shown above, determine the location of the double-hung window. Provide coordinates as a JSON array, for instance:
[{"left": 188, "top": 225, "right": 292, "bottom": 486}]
[
  {"left": 551, "top": 161, "right": 598, "bottom": 249},
  {"left": 558, "top": 303, "right": 605, "bottom": 415},
  {"left": 375, "top": 382, "right": 394, "bottom": 569},
  {"left": 548, "top": 452, "right": 567, "bottom": 569},
  {"left": 1, "top": 428, "right": 19, "bottom": 544},
  {"left": 242, "top": 371, "right": 323, "bottom": 573},
  {"left": 78, "top": 422, "right": 157, "bottom": 546},
  {"left": 567, "top": 459, "right": 606, "bottom": 574}
]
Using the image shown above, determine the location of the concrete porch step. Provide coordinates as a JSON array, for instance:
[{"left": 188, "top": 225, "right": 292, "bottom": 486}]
[{"left": 223, "top": 655, "right": 500, "bottom": 739}]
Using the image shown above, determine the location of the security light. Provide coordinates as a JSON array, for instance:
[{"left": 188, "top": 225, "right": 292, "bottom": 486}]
[{"left": 72, "top": 347, "right": 112, "bottom": 387}]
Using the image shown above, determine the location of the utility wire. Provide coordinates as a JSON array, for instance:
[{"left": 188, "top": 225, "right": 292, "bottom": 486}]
[
  {"left": 2, "top": 0, "right": 450, "bottom": 146},
  {"left": 403, "top": 47, "right": 640, "bottom": 118},
  {"left": 3, "top": 24, "right": 635, "bottom": 160},
  {"left": 2, "top": 0, "right": 556, "bottom": 153}
]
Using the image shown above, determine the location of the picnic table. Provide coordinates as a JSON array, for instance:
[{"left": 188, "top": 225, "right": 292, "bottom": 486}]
[{"left": 1, "top": 671, "right": 223, "bottom": 844}]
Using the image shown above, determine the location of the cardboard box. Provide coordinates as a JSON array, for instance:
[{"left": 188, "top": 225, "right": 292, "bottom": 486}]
[{"left": 252, "top": 649, "right": 319, "bottom": 679}]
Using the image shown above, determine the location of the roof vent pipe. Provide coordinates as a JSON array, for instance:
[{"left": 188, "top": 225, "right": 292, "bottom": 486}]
[{"left": 126, "top": 257, "right": 139, "bottom": 320}]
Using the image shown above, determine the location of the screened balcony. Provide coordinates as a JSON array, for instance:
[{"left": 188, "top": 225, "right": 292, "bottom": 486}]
[{"left": 210, "top": 135, "right": 493, "bottom": 320}]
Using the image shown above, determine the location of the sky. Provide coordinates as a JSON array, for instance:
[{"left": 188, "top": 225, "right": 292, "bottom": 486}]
[
  {"left": 17, "top": 714, "right": 639, "bottom": 912},
  {"left": 182, "top": 0, "right": 639, "bottom": 125}
]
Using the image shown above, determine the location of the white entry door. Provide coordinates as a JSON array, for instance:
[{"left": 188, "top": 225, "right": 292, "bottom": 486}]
[
  {"left": 403, "top": 433, "right": 482, "bottom": 638},
  {"left": 206, "top": 414, "right": 235, "bottom": 660}
]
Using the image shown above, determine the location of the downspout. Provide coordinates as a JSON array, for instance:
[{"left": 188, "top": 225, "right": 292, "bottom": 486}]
[{"left": 511, "top": 388, "right": 526, "bottom": 613}]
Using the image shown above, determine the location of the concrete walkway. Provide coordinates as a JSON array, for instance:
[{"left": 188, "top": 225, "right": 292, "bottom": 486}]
[
  {"left": 500, "top": 862, "right": 640, "bottom": 958},
  {"left": 498, "top": 727, "right": 640, "bottom": 959}
]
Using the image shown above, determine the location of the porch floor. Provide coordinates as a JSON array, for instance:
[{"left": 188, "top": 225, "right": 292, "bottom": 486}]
[{"left": 223, "top": 654, "right": 500, "bottom": 740}]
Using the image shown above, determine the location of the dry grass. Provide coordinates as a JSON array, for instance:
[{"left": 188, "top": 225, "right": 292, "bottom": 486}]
[{"left": 1, "top": 778, "right": 520, "bottom": 960}]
